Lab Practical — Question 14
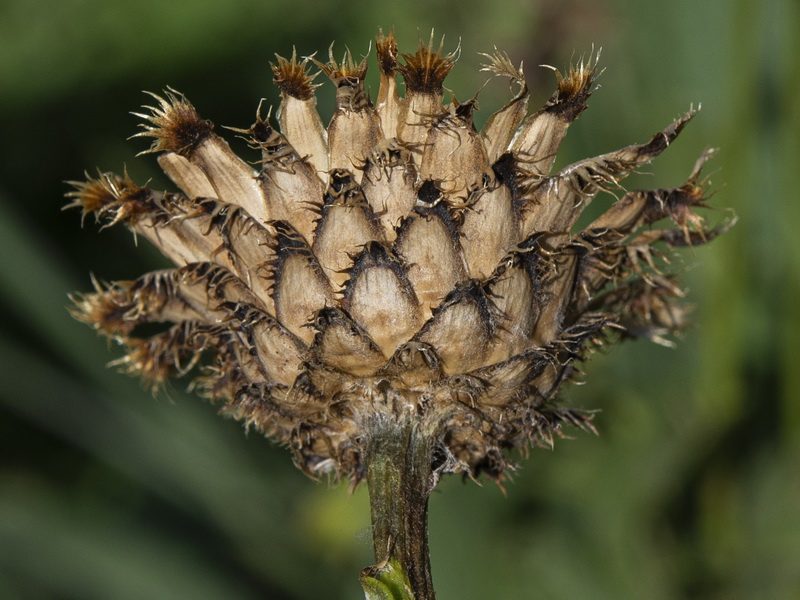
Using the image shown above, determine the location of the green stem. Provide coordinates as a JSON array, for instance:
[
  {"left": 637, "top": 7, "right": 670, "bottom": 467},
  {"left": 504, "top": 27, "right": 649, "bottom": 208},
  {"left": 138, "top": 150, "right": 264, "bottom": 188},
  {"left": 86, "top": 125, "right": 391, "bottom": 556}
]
[{"left": 360, "top": 417, "right": 437, "bottom": 600}]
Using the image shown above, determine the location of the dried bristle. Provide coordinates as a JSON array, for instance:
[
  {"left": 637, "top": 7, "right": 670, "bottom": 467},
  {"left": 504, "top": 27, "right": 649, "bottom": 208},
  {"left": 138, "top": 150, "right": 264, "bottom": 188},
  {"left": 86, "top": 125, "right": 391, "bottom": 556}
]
[
  {"left": 271, "top": 49, "right": 321, "bottom": 100},
  {"left": 243, "top": 112, "right": 279, "bottom": 152},
  {"left": 65, "top": 171, "right": 151, "bottom": 227},
  {"left": 111, "top": 321, "right": 224, "bottom": 393},
  {"left": 237, "top": 104, "right": 300, "bottom": 172},
  {"left": 68, "top": 280, "right": 137, "bottom": 336},
  {"left": 543, "top": 50, "right": 600, "bottom": 119},
  {"left": 375, "top": 28, "right": 399, "bottom": 76},
  {"left": 133, "top": 89, "right": 214, "bottom": 156},
  {"left": 450, "top": 95, "right": 478, "bottom": 123},
  {"left": 396, "top": 33, "right": 458, "bottom": 93},
  {"left": 317, "top": 46, "right": 369, "bottom": 85},
  {"left": 64, "top": 172, "right": 119, "bottom": 221},
  {"left": 480, "top": 49, "right": 525, "bottom": 84},
  {"left": 316, "top": 46, "right": 372, "bottom": 111}
]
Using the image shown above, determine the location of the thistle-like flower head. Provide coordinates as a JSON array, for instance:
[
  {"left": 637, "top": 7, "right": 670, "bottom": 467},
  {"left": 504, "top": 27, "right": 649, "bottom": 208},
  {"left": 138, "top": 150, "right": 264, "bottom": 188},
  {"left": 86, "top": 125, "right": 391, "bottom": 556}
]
[{"left": 67, "top": 31, "right": 730, "bottom": 486}]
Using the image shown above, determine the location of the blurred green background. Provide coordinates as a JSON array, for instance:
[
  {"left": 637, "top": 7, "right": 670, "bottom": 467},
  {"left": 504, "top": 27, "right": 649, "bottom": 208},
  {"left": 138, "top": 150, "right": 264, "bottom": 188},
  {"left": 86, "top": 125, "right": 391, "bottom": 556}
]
[{"left": 1, "top": 0, "right": 798, "bottom": 598}]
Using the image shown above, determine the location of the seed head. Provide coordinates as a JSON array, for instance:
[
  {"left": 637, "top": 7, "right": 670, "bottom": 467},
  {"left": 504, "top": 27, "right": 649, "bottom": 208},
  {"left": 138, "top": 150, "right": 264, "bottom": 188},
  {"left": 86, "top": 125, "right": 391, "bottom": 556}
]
[{"left": 67, "top": 31, "right": 730, "bottom": 486}]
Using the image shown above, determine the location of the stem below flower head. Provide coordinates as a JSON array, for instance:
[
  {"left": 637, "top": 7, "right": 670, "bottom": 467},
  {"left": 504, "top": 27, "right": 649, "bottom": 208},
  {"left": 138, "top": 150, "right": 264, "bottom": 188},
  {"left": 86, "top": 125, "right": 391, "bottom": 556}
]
[{"left": 360, "top": 416, "right": 438, "bottom": 600}]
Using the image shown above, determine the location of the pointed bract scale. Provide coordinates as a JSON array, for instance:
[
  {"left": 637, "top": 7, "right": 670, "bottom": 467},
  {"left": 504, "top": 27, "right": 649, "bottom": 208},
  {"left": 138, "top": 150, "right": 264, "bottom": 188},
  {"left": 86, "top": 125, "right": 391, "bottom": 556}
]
[
  {"left": 309, "top": 307, "right": 386, "bottom": 376},
  {"left": 318, "top": 47, "right": 384, "bottom": 184},
  {"left": 360, "top": 140, "right": 418, "bottom": 243},
  {"left": 111, "top": 321, "right": 229, "bottom": 392},
  {"left": 567, "top": 230, "right": 628, "bottom": 318},
  {"left": 133, "top": 90, "right": 269, "bottom": 223},
  {"left": 589, "top": 276, "right": 688, "bottom": 346},
  {"left": 419, "top": 97, "right": 491, "bottom": 201},
  {"left": 221, "top": 383, "right": 302, "bottom": 443},
  {"left": 66, "top": 173, "right": 278, "bottom": 313},
  {"left": 312, "top": 170, "right": 382, "bottom": 290},
  {"left": 484, "top": 248, "right": 542, "bottom": 363},
  {"left": 241, "top": 108, "right": 324, "bottom": 244},
  {"left": 288, "top": 366, "right": 354, "bottom": 416},
  {"left": 528, "top": 235, "right": 581, "bottom": 346},
  {"left": 191, "top": 137, "right": 268, "bottom": 222},
  {"left": 569, "top": 149, "right": 718, "bottom": 313},
  {"left": 375, "top": 28, "right": 401, "bottom": 139},
  {"left": 199, "top": 354, "right": 249, "bottom": 406},
  {"left": 413, "top": 280, "right": 497, "bottom": 374},
  {"left": 271, "top": 221, "right": 335, "bottom": 344},
  {"left": 527, "top": 361, "right": 572, "bottom": 407},
  {"left": 133, "top": 263, "right": 265, "bottom": 323},
  {"left": 69, "top": 275, "right": 198, "bottom": 339},
  {"left": 393, "top": 187, "right": 467, "bottom": 318},
  {"left": 479, "top": 50, "right": 530, "bottom": 165},
  {"left": 112, "top": 264, "right": 264, "bottom": 331},
  {"left": 626, "top": 219, "right": 733, "bottom": 251},
  {"left": 157, "top": 152, "right": 217, "bottom": 200},
  {"left": 328, "top": 109, "right": 383, "bottom": 185},
  {"left": 587, "top": 147, "right": 715, "bottom": 238},
  {"left": 137, "top": 201, "right": 217, "bottom": 267},
  {"left": 225, "top": 303, "right": 306, "bottom": 387},
  {"left": 190, "top": 197, "right": 277, "bottom": 312},
  {"left": 395, "top": 34, "right": 457, "bottom": 160},
  {"left": 66, "top": 172, "right": 214, "bottom": 266},
  {"left": 467, "top": 347, "right": 550, "bottom": 406},
  {"left": 380, "top": 341, "right": 444, "bottom": 389},
  {"left": 397, "top": 91, "right": 444, "bottom": 158},
  {"left": 520, "top": 110, "right": 697, "bottom": 238},
  {"left": 510, "top": 52, "right": 600, "bottom": 178},
  {"left": 343, "top": 242, "right": 422, "bottom": 359},
  {"left": 573, "top": 217, "right": 734, "bottom": 322},
  {"left": 272, "top": 50, "right": 329, "bottom": 179},
  {"left": 460, "top": 179, "right": 519, "bottom": 280},
  {"left": 528, "top": 313, "right": 609, "bottom": 402}
]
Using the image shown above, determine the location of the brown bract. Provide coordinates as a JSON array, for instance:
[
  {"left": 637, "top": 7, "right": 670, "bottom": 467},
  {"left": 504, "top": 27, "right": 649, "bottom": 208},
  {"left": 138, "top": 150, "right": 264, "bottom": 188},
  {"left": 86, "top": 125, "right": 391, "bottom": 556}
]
[
  {"left": 396, "top": 34, "right": 458, "bottom": 94},
  {"left": 271, "top": 50, "right": 321, "bottom": 101},
  {"left": 68, "top": 30, "right": 730, "bottom": 486},
  {"left": 132, "top": 89, "right": 214, "bottom": 156}
]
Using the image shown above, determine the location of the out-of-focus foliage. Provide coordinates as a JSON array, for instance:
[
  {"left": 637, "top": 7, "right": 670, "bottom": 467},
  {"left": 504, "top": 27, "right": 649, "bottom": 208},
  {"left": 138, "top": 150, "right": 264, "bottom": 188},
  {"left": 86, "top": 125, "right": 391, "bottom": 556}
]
[{"left": 0, "top": 0, "right": 797, "bottom": 598}]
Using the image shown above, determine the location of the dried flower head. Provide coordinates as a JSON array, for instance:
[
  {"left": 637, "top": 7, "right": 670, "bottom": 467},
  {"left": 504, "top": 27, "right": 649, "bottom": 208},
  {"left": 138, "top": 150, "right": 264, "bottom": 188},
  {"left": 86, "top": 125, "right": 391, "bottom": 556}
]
[
  {"left": 67, "top": 30, "right": 729, "bottom": 597},
  {"left": 67, "top": 31, "right": 730, "bottom": 482}
]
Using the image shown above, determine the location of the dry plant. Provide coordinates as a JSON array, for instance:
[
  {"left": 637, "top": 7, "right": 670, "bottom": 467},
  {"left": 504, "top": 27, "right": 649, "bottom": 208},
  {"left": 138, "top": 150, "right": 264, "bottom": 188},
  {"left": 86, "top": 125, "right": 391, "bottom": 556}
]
[{"left": 66, "top": 30, "right": 730, "bottom": 599}]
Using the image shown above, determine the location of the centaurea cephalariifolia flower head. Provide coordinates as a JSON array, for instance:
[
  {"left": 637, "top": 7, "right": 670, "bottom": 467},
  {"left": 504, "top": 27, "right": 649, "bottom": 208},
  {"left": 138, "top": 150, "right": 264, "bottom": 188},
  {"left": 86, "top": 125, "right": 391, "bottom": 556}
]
[{"left": 67, "top": 30, "right": 730, "bottom": 598}]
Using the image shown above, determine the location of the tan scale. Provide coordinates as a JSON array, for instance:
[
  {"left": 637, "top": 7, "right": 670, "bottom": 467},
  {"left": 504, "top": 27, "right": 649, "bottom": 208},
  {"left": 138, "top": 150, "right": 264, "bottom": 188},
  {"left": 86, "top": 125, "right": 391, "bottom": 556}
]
[
  {"left": 375, "top": 28, "right": 401, "bottom": 138},
  {"left": 414, "top": 281, "right": 496, "bottom": 374},
  {"left": 484, "top": 253, "right": 540, "bottom": 364},
  {"left": 310, "top": 307, "right": 387, "bottom": 376},
  {"left": 240, "top": 110, "right": 324, "bottom": 244},
  {"left": 312, "top": 170, "right": 382, "bottom": 290},
  {"left": 272, "top": 51, "right": 329, "bottom": 179},
  {"left": 519, "top": 110, "right": 696, "bottom": 238},
  {"left": 419, "top": 98, "right": 490, "bottom": 201},
  {"left": 393, "top": 203, "right": 466, "bottom": 319},
  {"left": 343, "top": 243, "right": 423, "bottom": 359},
  {"left": 157, "top": 152, "right": 217, "bottom": 200},
  {"left": 360, "top": 140, "right": 418, "bottom": 243},
  {"left": 271, "top": 223, "right": 335, "bottom": 344},
  {"left": 479, "top": 50, "right": 530, "bottom": 164},
  {"left": 460, "top": 180, "right": 518, "bottom": 280},
  {"left": 511, "top": 53, "right": 600, "bottom": 179},
  {"left": 395, "top": 35, "right": 456, "bottom": 159},
  {"left": 319, "top": 48, "right": 384, "bottom": 183}
]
